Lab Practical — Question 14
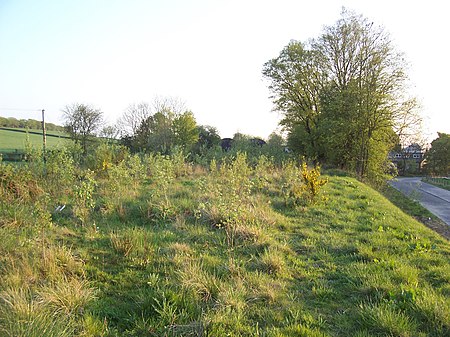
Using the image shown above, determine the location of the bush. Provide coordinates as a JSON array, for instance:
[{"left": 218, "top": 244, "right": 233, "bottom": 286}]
[
  {"left": 73, "top": 169, "right": 97, "bottom": 225},
  {"left": 300, "top": 163, "right": 328, "bottom": 203},
  {"left": 279, "top": 160, "right": 328, "bottom": 206}
]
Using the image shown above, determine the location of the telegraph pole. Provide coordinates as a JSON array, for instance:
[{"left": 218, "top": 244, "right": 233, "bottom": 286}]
[{"left": 42, "top": 109, "right": 47, "bottom": 164}]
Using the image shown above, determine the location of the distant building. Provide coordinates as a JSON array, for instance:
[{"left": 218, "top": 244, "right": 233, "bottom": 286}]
[{"left": 389, "top": 143, "right": 424, "bottom": 175}]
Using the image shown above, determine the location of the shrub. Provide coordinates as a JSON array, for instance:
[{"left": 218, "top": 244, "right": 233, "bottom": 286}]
[
  {"left": 300, "top": 163, "right": 328, "bottom": 203},
  {"left": 44, "top": 147, "right": 76, "bottom": 201},
  {"left": 279, "top": 160, "right": 328, "bottom": 206},
  {"left": 196, "top": 153, "right": 258, "bottom": 246},
  {"left": 73, "top": 169, "right": 96, "bottom": 225},
  {"left": 147, "top": 154, "right": 176, "bottom": 220},
  {"left": 280, "top": 160, "right": 304, "bottom": 206}
]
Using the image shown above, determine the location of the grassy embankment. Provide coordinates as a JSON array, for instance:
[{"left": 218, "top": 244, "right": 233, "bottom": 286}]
[{"left": 0, "top": 153, "right": 449, "bottom": 336}]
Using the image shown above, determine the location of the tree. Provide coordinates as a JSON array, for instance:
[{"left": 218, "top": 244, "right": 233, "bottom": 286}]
[
  {"left": 134, "top": 110, "right": 174, "bottom": 153},
  {"left": 172, "top": 111, "right": 199, "bottom": 151},
  {"left": 130, "top": 98, "right": 199, "bottom": 154},
  {"left": 316, "top": 10, "right": 413, "bottom": 179},
  {"left": 263, "top": 41, "right": 326, "bottom": 163},
  {"left": 263, "top": 9, "right": 419, "bottom": 180},
  {"left": 63, "top": 103, "right": 104, "bottom": 154},
  {"left": 100, "top": 125, "right": 120, "bottom": 140},
  {"left": 191, "top": 125, "right": 221, "bottom": 157},
  {"left": 424, "top": 133, "right": 450, "bottom": 176},
  {"left": 118, "top": 102, "right": 151, "bottom": 138},
  {"left": 197, "top": 125, "right": 221, "bottom": 148}
]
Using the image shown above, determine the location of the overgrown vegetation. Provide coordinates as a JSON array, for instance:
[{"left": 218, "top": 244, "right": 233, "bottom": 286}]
[
  {"left": 1, "top": 8, "right": 448, "bottom": 337},
  {"left": 424, "top": 133, "right": 450, "bottom": 176},
  {"left": 1, "top": 142, "right": 448, "bottom": 337}
]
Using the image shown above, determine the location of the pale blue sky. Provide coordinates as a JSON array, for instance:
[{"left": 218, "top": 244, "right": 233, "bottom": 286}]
[{"left": 0, "top": 0, "right": 448, "bottom": 140}]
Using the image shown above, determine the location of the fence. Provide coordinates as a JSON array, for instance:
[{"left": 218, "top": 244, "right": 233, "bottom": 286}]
[{"left": 423, "top": 177, "right": 450, "bottom": 189}]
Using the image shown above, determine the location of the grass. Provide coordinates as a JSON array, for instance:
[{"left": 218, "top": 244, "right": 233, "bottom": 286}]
[
  {"left": 423, "top": 177, "right": 450, "bottom": 191},
  {"left": 1, "top": 156, "right": 449, "bottom": 336},
  {"left": 381, "top": 184, "right": 450, "bottom": 239},
  {"left": 0, "top": 128, "right": 71, "bottom": 152}
]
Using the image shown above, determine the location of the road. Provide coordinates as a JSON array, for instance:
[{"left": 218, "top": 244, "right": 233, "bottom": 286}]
[{"left": 388, "top": 177, "right": 450, "bottom": 226}]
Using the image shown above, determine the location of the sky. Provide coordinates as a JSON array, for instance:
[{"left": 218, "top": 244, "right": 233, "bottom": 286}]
[{"left": 0, "top": 0, "right": 448, "bottom": 141}]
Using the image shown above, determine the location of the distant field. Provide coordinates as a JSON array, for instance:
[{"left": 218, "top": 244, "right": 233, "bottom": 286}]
[{"left": 0, "top": 128, "right": 72, "bottom": 151}]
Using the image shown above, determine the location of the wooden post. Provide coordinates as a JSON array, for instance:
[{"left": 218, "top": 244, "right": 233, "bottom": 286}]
[{"left": 42, "top": 109, "right": 47, "bottom": 163}]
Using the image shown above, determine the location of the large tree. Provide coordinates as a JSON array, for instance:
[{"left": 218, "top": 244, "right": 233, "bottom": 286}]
[
  {"left": 425, "top": 133, "right": 450, "bottom": 176},
  {"left": 263, "top": 41, "right": 326, "bottom": 162},
  {"left": 131, "top": 98, "right": 199, "bottom": 154},
  {"left": 63, "top": 103, "right": 104, "bottom": 154},
  {"left": 263, "top": 9, "right": 419, "bottom": 180},
  {"left": 173, "top": 111, "right": 199, "bottom": 151},
  {"left": 316, "top": 11, "right": 412, "bottom": 178}
]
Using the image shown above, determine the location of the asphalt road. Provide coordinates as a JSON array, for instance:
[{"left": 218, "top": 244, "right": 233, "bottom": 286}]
[{"left": 388, "top": 177, "right": 450, "bottom": 226}]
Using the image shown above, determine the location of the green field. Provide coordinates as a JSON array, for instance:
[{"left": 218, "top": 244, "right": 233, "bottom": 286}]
[
  {"left": 0, "top": 128, "right": 71, "bottom": 152},
  {"left": 1, "top": 154, "right": 448, "bottom": 336}
]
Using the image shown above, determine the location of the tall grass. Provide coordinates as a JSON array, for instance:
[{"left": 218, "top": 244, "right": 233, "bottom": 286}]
[{"left": 0, "top": 144, "right": 449, "bottom": 336}]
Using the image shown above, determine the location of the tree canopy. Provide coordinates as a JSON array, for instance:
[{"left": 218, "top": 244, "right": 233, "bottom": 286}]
[
  {"left": 263, "top": 9, "right": 420, "bottom": 180},
  {"left": 125, "top": 98, "right": 200, "bottom": 154},
  {"left": 63, "top": 103, "right": 104, "bottom": 154},
  {"left": 425, "top": 133, "right": 450, "bottom": 176}
]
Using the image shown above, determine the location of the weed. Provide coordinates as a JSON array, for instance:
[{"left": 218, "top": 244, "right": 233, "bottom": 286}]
[
  {"left": 73, "top": 169, "right": 96, "bottom": 225},
  {"left": 179, "top": 260, "right": 220, "bottom": 302},
  {"left": 110, "top": 231, "right": 134, "bottom": 257},
  {"left": 0, "top": 287, "right": 76, "bottom": 337},
  {"left": 358, "top": 301, "right": 418, "bottom": 337},
  {"left": 37, "top": 277, "right": 95, "bottom": 315}
]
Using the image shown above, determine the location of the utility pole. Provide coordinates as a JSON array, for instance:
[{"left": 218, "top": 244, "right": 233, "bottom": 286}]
[{"left": 42, "top": 109, "right": 47, "bottom": 164}]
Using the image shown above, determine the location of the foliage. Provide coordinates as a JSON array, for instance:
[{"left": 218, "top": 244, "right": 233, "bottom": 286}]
[
  {"left": 172, "top": 111, "right": 199, "bottom": 152},
  {"left": 0, "top": 116, "right": 64, "bottom": 131},
  {"left": 122, "top": 97, "right": 200, "bottom": 155},
  {"left": 422, "top": 177, "right": 450, "bottom": 191},
  {"left": 147, "top": 154, "right": 176, "bottom": 220},
  {"left": 73, "top": 169, "right": 97, "bottom": 225},
  {"left": 263, "top": 41, "right": 324, "bottom": 163},
  {"left": 100, "top": 154, "right": 145, "bottom": 215},
  {"left": 300, "top": 163, "right": 328, "bottom": 203},
  {"left": 263, "top": 9, "right": 419, "bottom": 181},
  {"left": 63, "top": 103, "right": 104, "bottom": 154},
  {"left": 280, "top": 160, "right": 304, "bottom": 206},
  {"left": 87, "top": 142, "right": 129, "bottom": 172},
  {"left": 192, "top": 125, "right": 221, "bottom": 156},
  {"left": 117, "top": 102, "right": 151, "bottom": 138},
  {"left": 1, "top": 148, "right": 449, "bottom": 337},
  {"left": 40, "top": 147, "right": 77, "bottom": 205},
  {"left": 279, "top": 160, "right": 328, "bottom": 206},
  {"left": 424, "top": 132, "right": 450, "bottom": 176}
]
